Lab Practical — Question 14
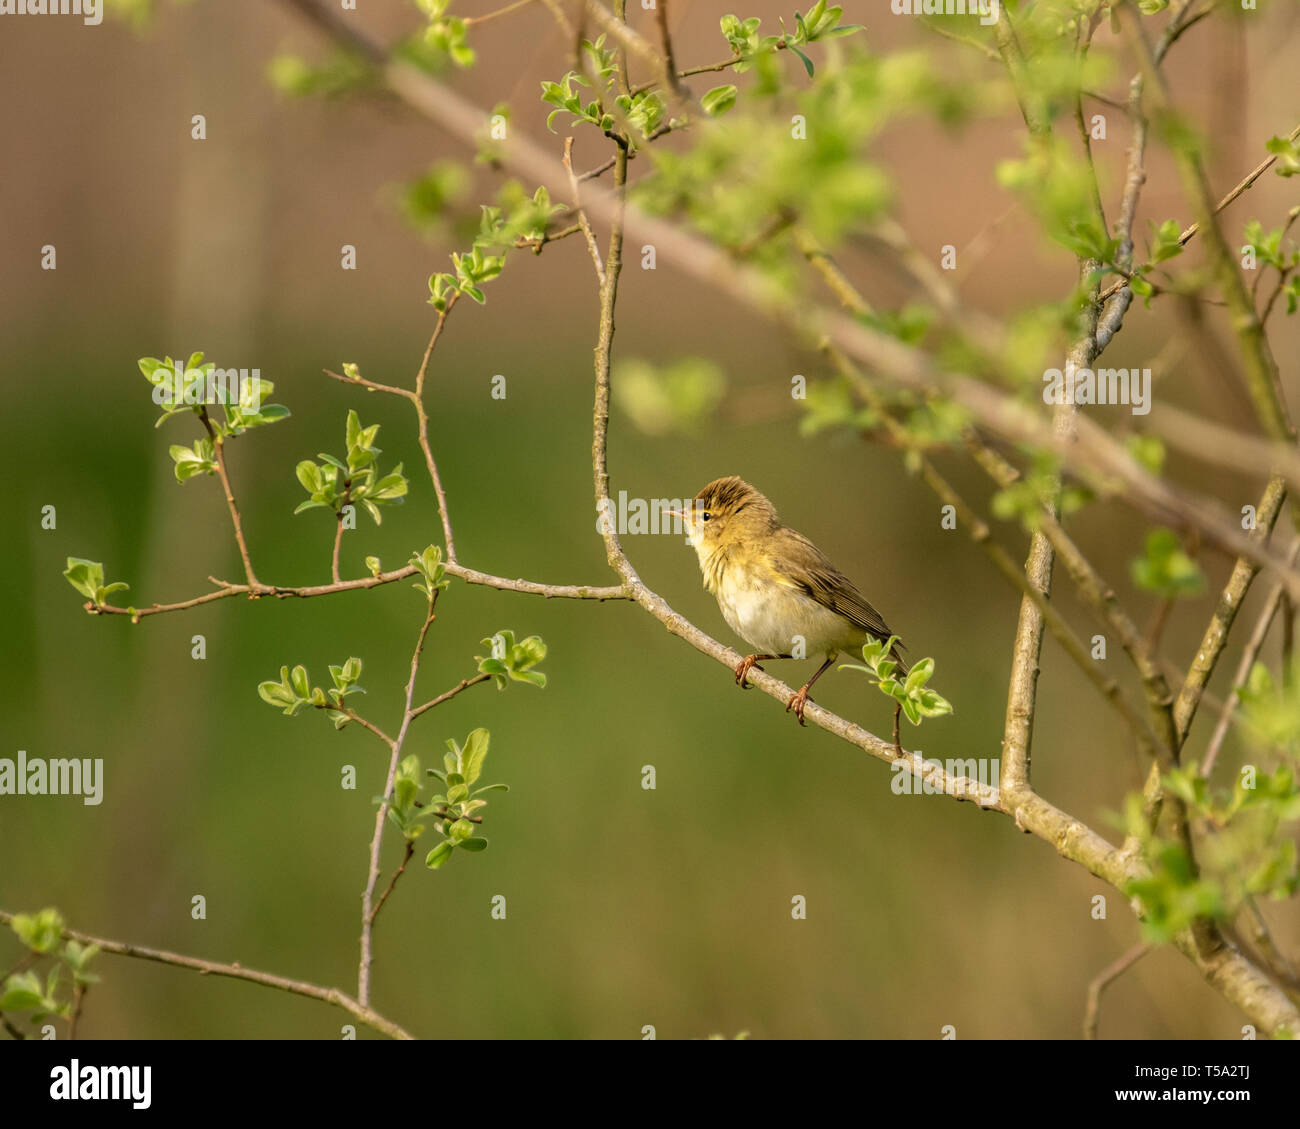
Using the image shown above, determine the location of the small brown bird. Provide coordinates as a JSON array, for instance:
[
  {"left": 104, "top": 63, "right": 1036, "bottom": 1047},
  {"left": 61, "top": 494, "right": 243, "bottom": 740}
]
[{"left": 671, "top": 476, "right": 908, "bottom": 740}]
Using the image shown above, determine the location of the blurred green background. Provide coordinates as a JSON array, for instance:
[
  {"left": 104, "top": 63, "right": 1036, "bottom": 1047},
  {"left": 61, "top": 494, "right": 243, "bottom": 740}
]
[{"left": 2, "top": 0, "right": 1298, "bottom": 1038}]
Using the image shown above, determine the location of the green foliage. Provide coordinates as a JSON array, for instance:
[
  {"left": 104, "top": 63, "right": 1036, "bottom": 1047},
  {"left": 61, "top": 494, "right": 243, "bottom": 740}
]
[
  {"left": 1265, "top": 134, "right": 1300, "bottom": 178},
  {"left": 63, "top": 558, "right": 129, "bottom": 608},
  {"left": 1116, "top": 655, "right": 1300, "bottom": 944},
  {"left": 638, "top": 71, "right": 885, "bottom": 253},
  {"left": 476, "top": 630, "right": 548, "bottom": 689},
  {"left": 614, "top": 357, "right": 727, "bottom": 436},
  {"left": 1125, "top": 434, "right": 1166, "bottom": 476},
  {"left": 1236, "top": 663, "right": 1300, "bottom": 751},
  {"left": 410, "top": 545, "right": 451, "bottom": 600},
  {"left": 268, "top": 51, "right": 374, "bottom": 98},
  {"left": 1121, "top": 756, "right": 1299, "bottom": 943},
  {"left": 1148, "top": 218, "right": 1185, "bottom": 264},
  {"left": 540, "top": 35, "right": 671, "bottom": 143},
  {"left": 839, "top": 636, "right": 953, "bottom": 726},
  {"left": 991, "top": 455, "right": 1093, "bottom": 528},
  {"left": 139, "top": 352, "right": 290, "bottom": 435},
  {"left": 2, "top": 908, "right": 101, "bottom": 1028},
  {"left": 896, "top": 398, "right": 972, "bottom": 469},
  {"left": 420, "top": 729, "right": 507, "bottom": 867},
  {"left": 1130, "top": 528, "right": 1205, "bottom": 599},
  {"left": 799, "top": 377, "right": 879, "bottom": 437},
  {"left": 400, "top": 161, "right": 471, "bottom": 233},
  {"left": 428, "top": 207, "right": 522, "bottom": 307},
  {"left": 168, "top": 437, "right": 217, "bottom": 482},
  {"left": 257, "top": 658, "right": 367, "bottom": 730},
  {"left": 62, "top": 940, "right": 103, "bottom": 988},
  {"left": 1125, "top": 219, "right": 1186, "bottom": 307},
  {"left": 701, "top": 85, "right": 738, "bottom": 117},
  {"left": 718, "top": 2, "right": 864, "bottom": 76},
  {"left": 1125, "top": 841, "right": 1227, "bottom": 944},
  {"left": 9, "top": 908, "right": 65, "bottom": 955},
  {"left": 998, "top": 136, "right": 1114, "bottom": 263},
  {"left": 1283, "top": 276, "right": 1300, "bottom": 317},
  {"left": 470, "top": 183, "right": 566, "bottom": 253},
  {"left": 541, "top": 69, "right": 610, "bottom": 135},
  {"left": 417, "top": 0, "right": 475, "bottom": 68},
  {"left": 0, "top": 970, "right": 65, "bottom": 1020},
  {"left": 616, "top": 89, "right": 669, "bottom": 138},
  {"left": 294, "top": 410, "right": 408, "bottom": 524},
  {"left": 1243, "top": 218, "right": 1300, "bottom": 273}
]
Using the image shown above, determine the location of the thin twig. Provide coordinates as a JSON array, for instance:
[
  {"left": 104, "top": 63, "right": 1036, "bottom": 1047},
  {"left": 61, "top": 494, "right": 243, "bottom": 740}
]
[
  {"left": 0, "top": 908, "right": 412, "bottom": 1040},
  {"left": 367, "top": 841, "right": 415, "bottom": 927},
  {"left": 652, "top": 0, "right": 687, "bottom": 98},
  {"left": 68, "top": 984, "right": 86, "bottom": 1040},
  {"left": 1200, "top": 541, "right": 1300, "bottom": 776},
  {"left": 86, "top": 562, "right": 629, "bottom": 621},
  {"left": 411, "top": 672, "right": 492, "bottom": 720},
  {"left": 198, "top": 407, "right": 260, "bottom": 587},
  {"left": 1084, "top": 943, "right": 1150, "bottom": 1039},
  {"left": 358, "top": 594, "right": 440, "bottom": 1006},
  {"left": 563, "top": 136, "right": 606, "bottom": 287},
  {"left": 1174, "top": 477, "right": 1288, "bottom": 744},
  {"left": 412, "top": 303, "right": 460, "bottom": 561},
  {"left": 1098, "top": 121, "right": 1300, "bottom": 306},
  {"left": 463, "top": 0, "right": 537, "bottom": 26},
  {"left": 331, "top": 480, "right": 353, "bottom": 584}
]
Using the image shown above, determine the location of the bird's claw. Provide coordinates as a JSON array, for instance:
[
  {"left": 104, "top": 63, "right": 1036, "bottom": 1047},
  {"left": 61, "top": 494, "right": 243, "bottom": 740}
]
[
  {"left": 734, "top": 655, "right": 764, "bottom": 688},
  {"left": 786, "top": 688, "right": 811, "bottom": 726}
]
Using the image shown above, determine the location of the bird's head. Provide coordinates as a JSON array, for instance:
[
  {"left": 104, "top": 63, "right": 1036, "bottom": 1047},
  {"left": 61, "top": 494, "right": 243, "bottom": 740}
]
[{"left": 671, "top": 476, "right": 779, "bottom": 559}]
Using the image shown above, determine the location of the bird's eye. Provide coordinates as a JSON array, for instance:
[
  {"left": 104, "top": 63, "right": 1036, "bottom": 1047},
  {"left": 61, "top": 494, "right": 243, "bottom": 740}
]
[{"left": 701, "top": 512, "right": 712, "bottom": 522}]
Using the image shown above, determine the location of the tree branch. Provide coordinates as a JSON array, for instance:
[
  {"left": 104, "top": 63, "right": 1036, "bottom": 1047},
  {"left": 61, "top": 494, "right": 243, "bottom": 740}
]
[{"left": 0, "top": 909, "right": 412, "bottom": 1040}]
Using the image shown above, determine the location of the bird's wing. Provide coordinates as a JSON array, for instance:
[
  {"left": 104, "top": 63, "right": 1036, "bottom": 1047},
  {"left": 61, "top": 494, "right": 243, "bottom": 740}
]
[{"left": 767, "top": 527, "right": 906, "bottom": 661}]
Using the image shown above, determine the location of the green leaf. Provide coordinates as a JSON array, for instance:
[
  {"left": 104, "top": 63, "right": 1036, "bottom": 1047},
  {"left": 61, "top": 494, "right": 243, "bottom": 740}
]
[
  {"left": 458, "top": 837, "right": 488, "bottom": 852},
  {"left": 461, "top": 727, "right": 490, "bottom": 787},
  {"left": 789, "top": 45, "right": 815, "bottom": 77},
  {"left": 425, "top": 841, "right": 455, "bottom": 869},
  {"left": 0, "top": 972, "right": 45, "bottom": 1012},
  {"left": 63, "top": 558, "right": 104, "bottom": 602},
  {"left": 11, "top": 908, "right": 64, "bottom": 954},
  {"left": 1131, "top": 528, "right": 1205, "bottom": 598},
  {"left": 701, "top": 84, "right": 738, "bottom": 117}
]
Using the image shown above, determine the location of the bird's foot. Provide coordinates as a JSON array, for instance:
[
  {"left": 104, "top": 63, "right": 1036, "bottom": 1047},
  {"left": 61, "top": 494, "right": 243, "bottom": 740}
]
[
  {"left": 786, "top": 686, "right": 813, "bottom": 726},
  {"left": 892, "top": 701, "right": 904, "bottom": 757},
  {"left": 735, "top": 655, "right": 765, "bottom": 688}
]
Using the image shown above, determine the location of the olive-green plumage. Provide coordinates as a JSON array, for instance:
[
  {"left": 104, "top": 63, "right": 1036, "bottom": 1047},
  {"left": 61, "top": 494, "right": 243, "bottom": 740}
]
[{"left": 675, "top": 476, "right": 906, "bottom": 724}]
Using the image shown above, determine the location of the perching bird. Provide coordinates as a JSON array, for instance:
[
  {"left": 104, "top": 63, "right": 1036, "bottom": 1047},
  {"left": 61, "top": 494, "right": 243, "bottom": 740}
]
[{"left": 672, "top": 476, "right": 908, "bottom": 743}]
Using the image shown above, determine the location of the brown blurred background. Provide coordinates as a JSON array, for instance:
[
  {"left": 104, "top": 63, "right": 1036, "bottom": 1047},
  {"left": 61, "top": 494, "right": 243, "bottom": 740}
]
[{"left": 1, "top": 0, "right": 1297, "bottom": 1038}]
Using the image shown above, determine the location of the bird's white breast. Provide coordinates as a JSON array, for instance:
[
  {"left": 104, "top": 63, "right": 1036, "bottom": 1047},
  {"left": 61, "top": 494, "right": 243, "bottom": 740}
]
[{"left": 715, "top": 563, "right": 866, "bottom": 657}]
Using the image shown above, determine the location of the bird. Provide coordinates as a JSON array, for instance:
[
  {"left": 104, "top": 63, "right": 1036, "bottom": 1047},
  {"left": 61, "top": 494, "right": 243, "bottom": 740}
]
[{"left": 670, "top": 476, "right": 908, "bottom": 746}]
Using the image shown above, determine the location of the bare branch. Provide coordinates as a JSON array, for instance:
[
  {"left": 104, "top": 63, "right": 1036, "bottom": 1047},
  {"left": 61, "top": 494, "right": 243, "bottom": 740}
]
[
  {"left": 1084, "top": 943, "right": 1151, "bottom": 1039},
  {"left": 0, "top": 908, "right": 413, "bottom": 1041}
]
